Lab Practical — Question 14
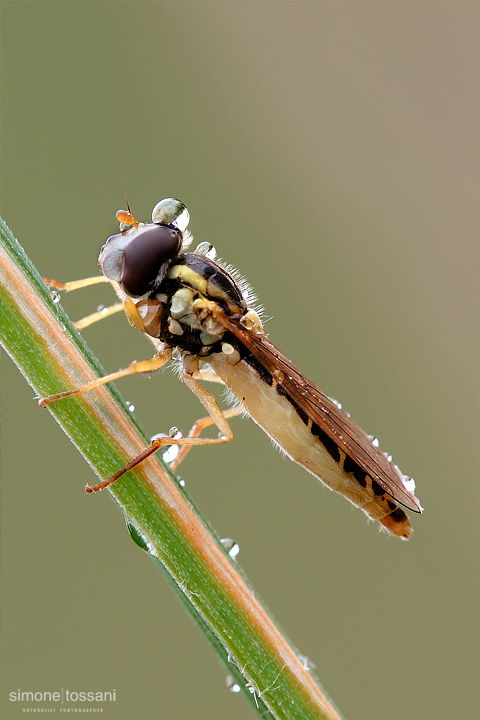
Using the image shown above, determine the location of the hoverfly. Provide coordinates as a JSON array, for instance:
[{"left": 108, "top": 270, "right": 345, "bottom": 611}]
[{"left": 41, "top": 198, "right": 422, "bottom": 539}]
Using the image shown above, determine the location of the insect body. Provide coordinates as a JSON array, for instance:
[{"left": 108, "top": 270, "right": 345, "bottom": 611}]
[{"left": 42, "top": 198, "right": 422, "bottom": 539}]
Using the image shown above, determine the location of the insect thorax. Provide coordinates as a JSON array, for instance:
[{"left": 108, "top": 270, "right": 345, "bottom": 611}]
[{"left": 128, "top": 252, "right": 248, "bottom": 357}]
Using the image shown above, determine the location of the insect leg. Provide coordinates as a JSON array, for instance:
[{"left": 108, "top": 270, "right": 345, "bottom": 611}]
[
  {"left": 168, "top": 406, "right": 243, "bottom": 471},
  {"left": 73, "top": 302, "right": 124, "bottom": 330},
  {"left": 44, "top": 275, "right": 110, "bottom": 292},
  {"left": 44, "top": 275, "right": 125, "bottom": 329},
  {"left": 84, "top": 372, "right": 237, "bottom": 493},
  {"left": 164, "top": 363, "right": 241, "bottom": 469},
  {"left": 38, "top": 351, "right": 173, "bottom": 407},
  {"left": 190, "top": 365, "right": 227, "bottom": 385}
]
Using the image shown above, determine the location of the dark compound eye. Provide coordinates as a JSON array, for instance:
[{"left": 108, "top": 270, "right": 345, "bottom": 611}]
[{"left": 121, "top": 225, "right": 182, "bottom": 296}]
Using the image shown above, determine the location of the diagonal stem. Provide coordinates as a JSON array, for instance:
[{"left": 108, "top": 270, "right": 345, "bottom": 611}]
[{"left": 0, "top": 216, "right": 343, "bottom": 720}]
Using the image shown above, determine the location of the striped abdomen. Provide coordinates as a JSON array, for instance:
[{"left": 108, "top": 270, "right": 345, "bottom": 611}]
[{"left": 209, "top": 352, "right": 413, "bottom": 539}]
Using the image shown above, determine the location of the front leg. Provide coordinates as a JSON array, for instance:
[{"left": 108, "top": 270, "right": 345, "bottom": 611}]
[{"left": 39, "top": 350, "right": 173, "bottom": 407}]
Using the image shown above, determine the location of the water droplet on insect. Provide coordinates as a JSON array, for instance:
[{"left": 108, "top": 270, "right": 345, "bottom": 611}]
[
  {"left": 169, "top": 426, "right": 182, "bottom": 439},
  {"left": 221, "top": 538, "right": 240, "bottom": 558},
  {"left": 195, "top": 241, "right": 217, "bottom": 259},
  {"left": 50, "top": 290, "right": 61, "bottom": 304},
  {"left": 369, "top": 436, "right": 380, "bottom": 447},
  {"left": 328, "top": 396, "right": 342, "bottom": 409},
  {"left": 402, "top": 475, "right": 416, "bottom": 493},
  {"left": 226, "top": 675, "right": 241, "bottom": 693},
  {"left": 383, "top": 452, "right": 393, "bottom": 462},
  {"left": 152, "top": 198, "right": 190, "bottom": 232}
]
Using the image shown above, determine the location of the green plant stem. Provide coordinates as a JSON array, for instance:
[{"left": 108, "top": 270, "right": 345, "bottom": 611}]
[{"left": 0, "top": 217, "right": 343, "bottom": 720}]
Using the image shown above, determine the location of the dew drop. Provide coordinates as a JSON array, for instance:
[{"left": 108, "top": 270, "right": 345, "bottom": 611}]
[
  {"left": 179, "top": 478, "right": 186, "bottom": 487},
  {"left": 298, "top": 653, "right": 316, "bottom": 671},
  {"left": 150, "top": 432, "right": 182, "bottom": 465},
  {"left": 226, "top": 675, "right": 241, "bottom": 693},
  {"left": 402, "top": 475, "right": 416, "bottom": 493},
  {"left": 50, "top": 290, "right": 61, "bottom": 304},
  {"left": 221, "top": 538, "right": 240, "bottom": 558},
  {"left": 328, "top": 396, "right": 342, "bottom": 409},
  {"left": 125, "top": 519, "right": 157, "bottom": 556},
  {"left": 126, "top": 401, "right": 135, "bottom": 412},
  {"left": 151, "top": 198, "right": 190, "bottom": 232},
  {"left": 195, "top": 241, "right": 217, "bottom": 259},
  {"left": 163, "top": 444, "right": 180, "bottom": 464},
  {"left": 96, "top": 304, "right": 105, "bottom": 312}
]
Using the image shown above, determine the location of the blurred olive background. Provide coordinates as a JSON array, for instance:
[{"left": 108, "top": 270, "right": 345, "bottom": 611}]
[{"left": 1, "top": 2, "right": 478, "bottom": 719}]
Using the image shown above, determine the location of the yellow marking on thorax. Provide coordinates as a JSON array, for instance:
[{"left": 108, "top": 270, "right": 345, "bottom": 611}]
[
  {"left": 167, "top": 264, "right": 235, "bottom": 306},
  {"left": 168, "top": 264, "right": 208, "bottom": 294}
]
